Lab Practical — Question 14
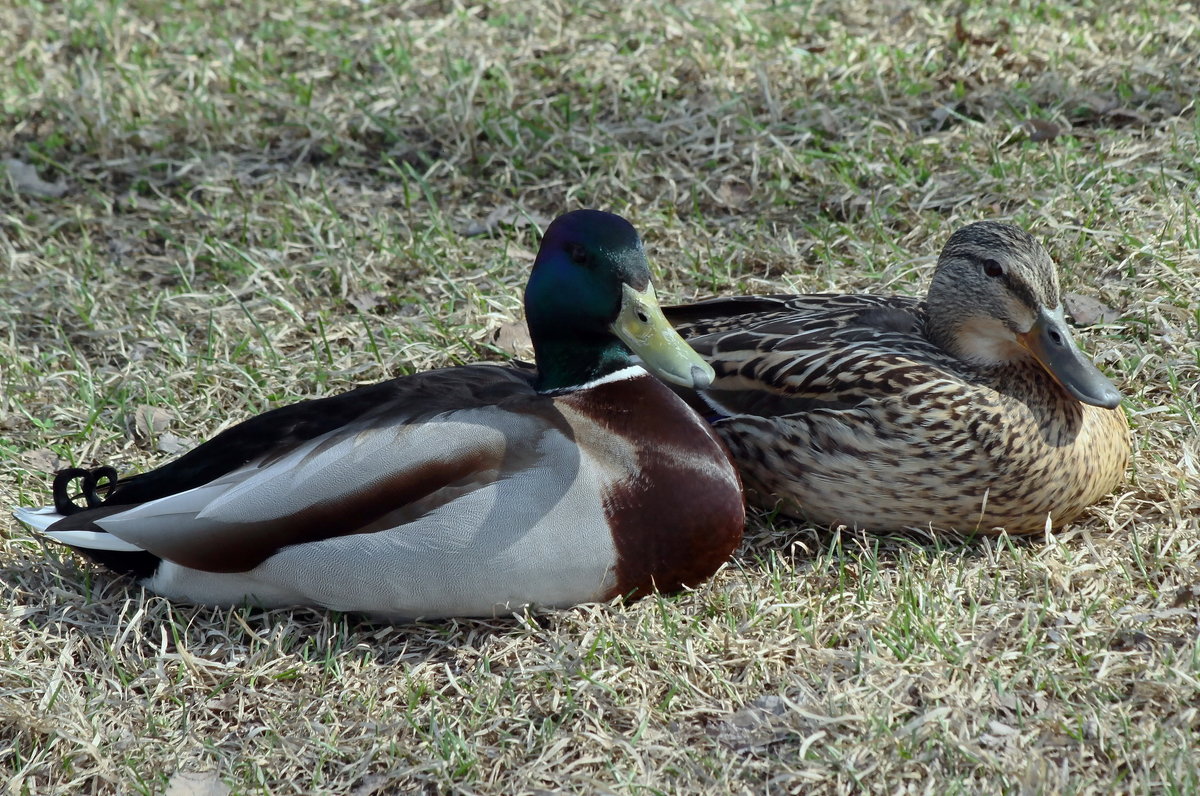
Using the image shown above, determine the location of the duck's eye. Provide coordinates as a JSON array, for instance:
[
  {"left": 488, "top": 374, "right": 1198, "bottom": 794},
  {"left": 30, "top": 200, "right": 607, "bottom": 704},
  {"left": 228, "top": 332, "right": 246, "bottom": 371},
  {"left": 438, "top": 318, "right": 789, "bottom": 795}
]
[
  {"left": 567, "top": 242, "right": 590, "bottom": 267},
  {"left": 981, "top": 258, "right": 1004, "bottom": 277}
]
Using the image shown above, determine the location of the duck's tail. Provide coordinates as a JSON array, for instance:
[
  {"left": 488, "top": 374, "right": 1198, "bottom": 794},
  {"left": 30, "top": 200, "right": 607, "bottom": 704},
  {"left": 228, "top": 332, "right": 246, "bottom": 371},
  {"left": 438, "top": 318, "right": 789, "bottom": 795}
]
[
  {"left": 12, "top": 504, "right": 161, "bottom": 579},
  {"left": 12, "top": 505, "right": 64, "bottom": 533}
]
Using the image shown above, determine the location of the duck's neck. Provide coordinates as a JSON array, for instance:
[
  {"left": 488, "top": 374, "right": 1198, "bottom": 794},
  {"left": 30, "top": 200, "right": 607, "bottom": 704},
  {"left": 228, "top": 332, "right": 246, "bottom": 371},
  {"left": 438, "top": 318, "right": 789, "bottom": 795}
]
[{"left": 533, "top": 335, "right": 635, "bottom": 393}]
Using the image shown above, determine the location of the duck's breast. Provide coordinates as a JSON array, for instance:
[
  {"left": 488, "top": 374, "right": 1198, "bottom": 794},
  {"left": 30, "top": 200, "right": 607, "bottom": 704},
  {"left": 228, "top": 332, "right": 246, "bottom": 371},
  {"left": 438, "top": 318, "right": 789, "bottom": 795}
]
[{"left": 555, "top": 369, "right": 745, "bottom": 598}]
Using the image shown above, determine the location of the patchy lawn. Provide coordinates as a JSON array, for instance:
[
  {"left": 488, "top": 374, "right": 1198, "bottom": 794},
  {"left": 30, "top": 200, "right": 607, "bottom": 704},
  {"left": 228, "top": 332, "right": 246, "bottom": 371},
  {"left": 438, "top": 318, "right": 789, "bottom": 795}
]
[{"left": 2, "top": 0, "right": 1197, "bottom": 793}]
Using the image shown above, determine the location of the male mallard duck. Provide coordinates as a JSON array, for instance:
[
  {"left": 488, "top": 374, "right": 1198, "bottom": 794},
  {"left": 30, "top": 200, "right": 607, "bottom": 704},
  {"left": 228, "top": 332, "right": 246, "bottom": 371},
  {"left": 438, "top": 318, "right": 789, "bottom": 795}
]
[
  {"left": 664, "top": 221, "right": 1129, "bottom": 535},
  {"left": 13, "top": 210, "right": 744, "bottom": 619}
]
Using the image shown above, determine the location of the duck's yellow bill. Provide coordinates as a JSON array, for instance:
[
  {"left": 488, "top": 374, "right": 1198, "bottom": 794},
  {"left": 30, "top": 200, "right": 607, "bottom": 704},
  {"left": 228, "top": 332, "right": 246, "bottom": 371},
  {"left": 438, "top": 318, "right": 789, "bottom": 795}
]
[{"left": 612, "top": 283, "right": 715, "bottom": 390}]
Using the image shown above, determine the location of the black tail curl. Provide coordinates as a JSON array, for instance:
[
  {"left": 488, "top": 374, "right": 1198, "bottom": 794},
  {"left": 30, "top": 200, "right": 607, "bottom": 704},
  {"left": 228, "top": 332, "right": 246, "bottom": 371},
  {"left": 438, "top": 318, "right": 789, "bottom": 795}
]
[{"left": 52, "top": 466, "right": 119, "bottom": 515}]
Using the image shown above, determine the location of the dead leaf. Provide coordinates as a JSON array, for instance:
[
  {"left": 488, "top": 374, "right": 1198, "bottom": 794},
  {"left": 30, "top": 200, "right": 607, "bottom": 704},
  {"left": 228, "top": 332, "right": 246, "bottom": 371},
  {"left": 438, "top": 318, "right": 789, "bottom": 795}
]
[
  {"left": 164, "top": 771, "right": 231, "bottom": 796},
  {"left": 489, "top": 320, "right": 533, "bottom": 358},
  {"left": 127, "top": 127, "right": 166, "bottom": 148},
  {"left": 1, "top": 158, "right": 68, "bottom": 198},
  {"left": 347, "top": 290, "right": 384, "bottom": 313},
  {"left": 1064, "top": 293, "right": 1120, "bottom": 326},
  {"left": 19, "top": 448, "right": 67, "bottom": 473},
  {"left": 461, "top": 205, "right": 552, "bottom": 237},
  {"left": 953, "top": 16, "right": 996, "bottom": 46},
  {"left": 349, "top": 775, "right": 393, "bottom": 796},
  {"left": 156, "top": 432, "right": 194, "bottom": 456},
  {"left": 1019, "top": 118, "right": 1063, "bottom": 143},
  {"left": 505, "top": 243, "right": 538, "bottom": 263},
  {"left": 130, "top": 405, "right": 173, "bottom": 447},
  {"left": 716, "top": 179, "right": 753, "bottom": 208}
]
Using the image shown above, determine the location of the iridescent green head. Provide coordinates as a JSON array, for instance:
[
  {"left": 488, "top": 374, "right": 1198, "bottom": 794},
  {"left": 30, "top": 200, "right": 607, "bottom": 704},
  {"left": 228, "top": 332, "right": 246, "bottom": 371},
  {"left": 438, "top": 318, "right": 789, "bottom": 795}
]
[{"left": 524, "top": 210, "right": 714, "bottom": 393}]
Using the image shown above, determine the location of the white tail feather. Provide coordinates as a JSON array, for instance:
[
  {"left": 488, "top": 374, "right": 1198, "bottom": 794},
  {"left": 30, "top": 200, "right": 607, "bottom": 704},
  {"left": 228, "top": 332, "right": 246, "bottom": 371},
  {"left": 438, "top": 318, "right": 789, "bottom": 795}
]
[
  {"left": 12, "top": 505, "right": 62, "bottom": 533},
  {"left": 14, "top": 506, "right": 146, "bottom": 552},
  {"left": 44, "top": 529, "right": 146, "bottom": 552}
]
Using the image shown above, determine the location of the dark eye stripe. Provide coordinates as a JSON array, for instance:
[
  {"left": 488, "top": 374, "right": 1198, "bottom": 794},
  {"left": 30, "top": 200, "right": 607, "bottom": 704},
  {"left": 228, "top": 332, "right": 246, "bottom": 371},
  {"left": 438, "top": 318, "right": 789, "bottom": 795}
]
[
  {"left": 971, "top": 253, "right": 1043, "bottom": 310},
  {"left": 1000, "top": 269, "right": 1039, "bottom": 310}
]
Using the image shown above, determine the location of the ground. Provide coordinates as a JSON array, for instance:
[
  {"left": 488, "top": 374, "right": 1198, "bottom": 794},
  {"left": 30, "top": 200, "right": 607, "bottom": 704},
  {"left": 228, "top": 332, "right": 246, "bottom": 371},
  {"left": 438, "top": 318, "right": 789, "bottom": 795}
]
[{"left": 1, "top": 1, "right": 1198, "bottom": 794}]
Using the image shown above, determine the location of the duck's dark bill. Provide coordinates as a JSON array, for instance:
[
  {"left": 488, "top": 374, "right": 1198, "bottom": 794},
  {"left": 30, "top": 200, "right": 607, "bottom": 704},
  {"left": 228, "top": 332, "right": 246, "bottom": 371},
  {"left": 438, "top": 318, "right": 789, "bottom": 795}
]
[
  {"left": 612, "top": 283, "right": 715, "bottom": 390},
  {"left": 1018, "top": 306, "right": 1122, "bottom": 409}
]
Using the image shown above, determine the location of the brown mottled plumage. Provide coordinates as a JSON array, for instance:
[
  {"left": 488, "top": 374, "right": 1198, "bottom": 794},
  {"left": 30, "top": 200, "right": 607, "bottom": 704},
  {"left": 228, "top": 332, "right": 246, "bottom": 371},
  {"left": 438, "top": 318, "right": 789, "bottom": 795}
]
[{"left": 666, "top": 222, "right": 1130, "bottom": 535}]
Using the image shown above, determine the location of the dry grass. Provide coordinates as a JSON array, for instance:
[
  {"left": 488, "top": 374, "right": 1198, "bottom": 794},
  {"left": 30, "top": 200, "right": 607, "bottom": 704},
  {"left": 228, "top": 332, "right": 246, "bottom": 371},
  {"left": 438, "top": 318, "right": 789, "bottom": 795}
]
[{"left": 2, "top": 0, "right": 1198, "bottom": 793}]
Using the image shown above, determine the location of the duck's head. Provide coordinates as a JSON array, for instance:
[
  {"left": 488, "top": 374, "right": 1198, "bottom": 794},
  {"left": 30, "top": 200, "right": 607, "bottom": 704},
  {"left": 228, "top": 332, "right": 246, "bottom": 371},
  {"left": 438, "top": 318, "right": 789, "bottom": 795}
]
[
  {"left": 926, "top": 221, "right": 1122, "bottom": 409},
  {"left": 524, "top": 209, "right": 714, "bottom": 393}
]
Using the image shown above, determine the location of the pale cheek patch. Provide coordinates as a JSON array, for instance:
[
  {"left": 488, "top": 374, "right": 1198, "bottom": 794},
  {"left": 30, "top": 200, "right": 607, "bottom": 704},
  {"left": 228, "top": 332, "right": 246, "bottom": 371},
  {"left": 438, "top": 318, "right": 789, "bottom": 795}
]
[{"left": 955, "top": 316, "right": 1025, "bottom": 365}]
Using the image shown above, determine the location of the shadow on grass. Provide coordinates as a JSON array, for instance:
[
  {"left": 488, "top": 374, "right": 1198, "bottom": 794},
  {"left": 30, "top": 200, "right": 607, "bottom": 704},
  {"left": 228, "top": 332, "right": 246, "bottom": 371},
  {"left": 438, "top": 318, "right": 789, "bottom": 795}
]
[
  {"left": 0, "top": 540, "right": 554, "bottom": 671},
  {"left": 735, "top": 504, "right": 1043, "bottom": 576}
]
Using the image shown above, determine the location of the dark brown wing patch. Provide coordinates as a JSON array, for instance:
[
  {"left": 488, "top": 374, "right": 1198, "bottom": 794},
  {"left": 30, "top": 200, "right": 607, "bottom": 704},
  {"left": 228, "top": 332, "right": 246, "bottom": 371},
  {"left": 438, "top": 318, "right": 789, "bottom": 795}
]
[{"left": 146, "top": 447, "right": 507, "bottom": 573}]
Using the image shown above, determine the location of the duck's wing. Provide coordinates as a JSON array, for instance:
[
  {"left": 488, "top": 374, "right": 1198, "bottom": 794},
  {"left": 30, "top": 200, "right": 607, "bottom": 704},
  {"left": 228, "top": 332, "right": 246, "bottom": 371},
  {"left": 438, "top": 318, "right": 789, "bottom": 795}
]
[
  {"left": 665, "top": 293, "right": 909, "bottom": 337},
  {"left": 668, "top": 294, "right": 960, "bottom": 416},
  {"left": 39, "top": 365, "right": 558, "bottom": 574},
  {"left": 79, "top": 365, "right": 537, "bottom": 507}
]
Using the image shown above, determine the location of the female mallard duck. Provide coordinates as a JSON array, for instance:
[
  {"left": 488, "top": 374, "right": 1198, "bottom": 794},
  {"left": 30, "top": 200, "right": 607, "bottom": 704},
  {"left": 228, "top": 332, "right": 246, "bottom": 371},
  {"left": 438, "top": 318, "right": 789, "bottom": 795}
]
[
  {"left": 664, "top": 221, "right": 1129, "bottom": 535},
  {"left": 14, "top": 210, "right": 744, "bottom": 619}
]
